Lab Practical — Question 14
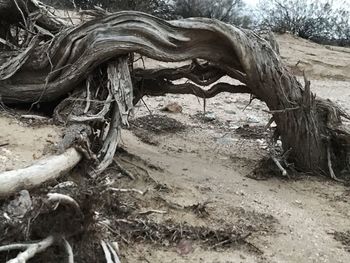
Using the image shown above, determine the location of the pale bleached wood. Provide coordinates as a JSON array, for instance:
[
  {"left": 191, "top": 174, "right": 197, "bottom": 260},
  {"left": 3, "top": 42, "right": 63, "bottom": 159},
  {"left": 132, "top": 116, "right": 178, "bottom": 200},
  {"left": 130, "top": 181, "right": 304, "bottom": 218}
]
[{"left": 0, "top": 148, "right": 81, "bottom": 197}]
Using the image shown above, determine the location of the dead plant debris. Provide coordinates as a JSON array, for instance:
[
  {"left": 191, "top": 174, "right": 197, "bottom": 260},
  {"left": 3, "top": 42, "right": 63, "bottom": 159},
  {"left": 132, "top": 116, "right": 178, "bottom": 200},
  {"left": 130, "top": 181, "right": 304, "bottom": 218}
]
[
  {"left": 248, "top": 157, "right": 299, "bottom": 181},
  {"left": 235, "top": 124, "right": 269, "bottom": 139},
  {"left": 130, "top": 114, "right": 186, "bottom": 134},
  {"left": 332, "top": 230, "right": 350, "bottom": 252},
  {"left": 114, "top": 218, "right": 259, "bottom": 253}
]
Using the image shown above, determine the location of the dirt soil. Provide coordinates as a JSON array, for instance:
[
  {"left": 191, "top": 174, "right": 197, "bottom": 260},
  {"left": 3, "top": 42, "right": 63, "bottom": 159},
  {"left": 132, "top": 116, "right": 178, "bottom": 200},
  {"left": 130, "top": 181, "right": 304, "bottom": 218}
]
[
  {"left": 276, "top": 33, "right": 350, "bottom": 81},
  {"left": 0, "top": 34, "right": 350, "bottom": 263},
  {"left": 0, "top": 113, "right": 61, "bottom": 172}
]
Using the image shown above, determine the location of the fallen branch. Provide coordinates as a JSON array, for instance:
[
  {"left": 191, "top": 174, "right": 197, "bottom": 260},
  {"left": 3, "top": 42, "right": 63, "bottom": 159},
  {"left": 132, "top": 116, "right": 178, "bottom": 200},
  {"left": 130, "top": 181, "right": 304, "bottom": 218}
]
[{"left": 0, "top": 148, "right": 81, "bottom": 197}]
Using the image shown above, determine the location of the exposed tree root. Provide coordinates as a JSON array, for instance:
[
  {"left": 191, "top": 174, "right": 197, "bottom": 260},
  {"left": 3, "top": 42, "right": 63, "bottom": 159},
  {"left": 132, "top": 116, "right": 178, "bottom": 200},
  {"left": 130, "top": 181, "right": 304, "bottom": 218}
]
[
  {"left": 0, "top": 1, "right": 349, "bottom": 261},
  {"left": 47, "top": 193, "right": 82, "bottom": 216},
  {"left": 0, "top": 185, "right": 87, "bottom": 262},
  {"left": 0, "top": 148, "right": 81, "bottom": 197},
  {"left": 0, "top": 2, "right": 348, "bottom": 179},
  {"left": 0, "top": 235, "right": 55, "bottom": 263},
  {"left": 271, "top": 156, "right": 288, "bottom": 177},
  {"left": 62, "top": 238, "right": 74, "bottom": 263}
]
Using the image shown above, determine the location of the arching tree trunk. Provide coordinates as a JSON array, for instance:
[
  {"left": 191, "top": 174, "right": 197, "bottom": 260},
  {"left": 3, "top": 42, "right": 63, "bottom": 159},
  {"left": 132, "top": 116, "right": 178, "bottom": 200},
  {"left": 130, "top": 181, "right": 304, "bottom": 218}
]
[{"left": 0, "top": 0, "right": 349, "bottom": 179}]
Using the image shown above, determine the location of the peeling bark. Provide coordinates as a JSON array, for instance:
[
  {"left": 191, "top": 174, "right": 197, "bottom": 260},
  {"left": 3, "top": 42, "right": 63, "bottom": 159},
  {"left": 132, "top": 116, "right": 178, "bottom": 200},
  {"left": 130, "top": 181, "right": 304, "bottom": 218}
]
[{"left": 0, "top": 0, "right": 349, "bottom": 178}]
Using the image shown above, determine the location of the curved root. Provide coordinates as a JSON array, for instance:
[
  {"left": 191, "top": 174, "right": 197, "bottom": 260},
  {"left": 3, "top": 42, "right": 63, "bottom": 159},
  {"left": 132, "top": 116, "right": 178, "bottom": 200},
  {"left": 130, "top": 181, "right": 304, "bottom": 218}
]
[{"left": 0, "top": 148, "right": 81, "bottom": 198}]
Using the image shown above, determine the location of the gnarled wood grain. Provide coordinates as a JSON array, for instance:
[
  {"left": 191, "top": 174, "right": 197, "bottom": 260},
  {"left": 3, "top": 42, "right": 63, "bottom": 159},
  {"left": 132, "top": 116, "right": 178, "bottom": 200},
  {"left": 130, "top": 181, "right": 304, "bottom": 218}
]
[{"left": 0, "top": 2, "right": 349, "bottom": 177}]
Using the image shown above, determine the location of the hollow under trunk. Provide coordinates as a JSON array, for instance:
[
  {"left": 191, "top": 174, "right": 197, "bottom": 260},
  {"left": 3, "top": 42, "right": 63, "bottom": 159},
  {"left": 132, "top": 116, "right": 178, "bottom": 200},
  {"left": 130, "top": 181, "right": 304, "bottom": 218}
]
[{"left": 0, "top": 0, "right": 349, "bottom": 179}]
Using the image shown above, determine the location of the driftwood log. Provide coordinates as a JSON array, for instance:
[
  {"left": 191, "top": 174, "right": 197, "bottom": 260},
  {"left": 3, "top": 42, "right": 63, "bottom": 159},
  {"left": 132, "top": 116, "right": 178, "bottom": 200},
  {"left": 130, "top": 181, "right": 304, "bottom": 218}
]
[{"left": 0, "top": 0, "right": 349, "bottom": 195}]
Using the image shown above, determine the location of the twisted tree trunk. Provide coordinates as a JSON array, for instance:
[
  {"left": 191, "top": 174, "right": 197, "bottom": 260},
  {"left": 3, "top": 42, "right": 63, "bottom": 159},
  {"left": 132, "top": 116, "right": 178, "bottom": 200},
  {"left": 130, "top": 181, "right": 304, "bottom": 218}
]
[{"left": 0, "top": 0, "right": 349, "bottom": 181}]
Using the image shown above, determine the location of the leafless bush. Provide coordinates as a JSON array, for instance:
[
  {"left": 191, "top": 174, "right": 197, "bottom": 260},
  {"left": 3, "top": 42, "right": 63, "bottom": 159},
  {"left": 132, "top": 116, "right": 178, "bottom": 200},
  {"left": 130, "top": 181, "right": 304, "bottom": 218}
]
[
  {"left": 172, "top": 0, "right": 252, "bottom": 27},
  {"left": 257, "top": 0, "right": 350, "bottom": 46},
  {"left": 42, "top": 0, "right": 174, "bottom": 19}
]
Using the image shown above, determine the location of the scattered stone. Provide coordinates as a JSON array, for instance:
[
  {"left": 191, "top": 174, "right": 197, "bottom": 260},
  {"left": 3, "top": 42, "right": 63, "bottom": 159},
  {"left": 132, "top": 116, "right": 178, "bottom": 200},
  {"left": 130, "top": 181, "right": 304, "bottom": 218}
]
[
  {"left": 176, "top": 239, "right": 193, "bottom": 255},
  {"left": 247, "top": 115, "right": 260, "bottom": 123},
  {"left": 204, "top": 111, "right": 216, "bottom": 121}
]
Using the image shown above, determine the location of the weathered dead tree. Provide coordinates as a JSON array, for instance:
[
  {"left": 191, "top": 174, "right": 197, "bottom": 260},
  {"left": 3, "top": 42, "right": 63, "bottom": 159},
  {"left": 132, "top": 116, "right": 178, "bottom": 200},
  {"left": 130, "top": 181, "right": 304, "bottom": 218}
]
[
  {"left": 0, "top": 0, "right": 349, "bottom": 261},
  {"left": 0, "top": 0, "right": 349, "bottom": 193}
]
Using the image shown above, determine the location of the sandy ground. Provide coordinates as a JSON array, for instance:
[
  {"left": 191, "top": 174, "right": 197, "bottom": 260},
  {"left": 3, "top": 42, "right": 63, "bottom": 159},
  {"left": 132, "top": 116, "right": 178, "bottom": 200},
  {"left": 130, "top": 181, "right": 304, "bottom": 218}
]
[
  {"left": 276, "top": 33, "right": 350, "bottom": 81},
  {"left": 0, "top": 34, "right": 350, "bottom": 262},
  {"left": 117, "top": 79, "right": 350, "bottom": 263},
  {"left": 118, "top": 35, "right": 350, "bottom": 262},
  {"left": 0, "top": 115, "right": 61, "bottom": 172}
]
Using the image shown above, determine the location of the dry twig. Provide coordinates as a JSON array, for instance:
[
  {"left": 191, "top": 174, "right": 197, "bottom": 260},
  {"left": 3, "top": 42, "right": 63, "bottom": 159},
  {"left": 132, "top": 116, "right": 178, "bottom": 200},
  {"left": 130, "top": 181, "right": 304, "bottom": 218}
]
[
  {"left": 0, "top": 235, "right": 55, "bottom": 263},
  {"left": 271, "top": 156, "right": 288, "bottom": 177},
  {"left": 109, "top": 187, "right": 147, "bottom": 195}
]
